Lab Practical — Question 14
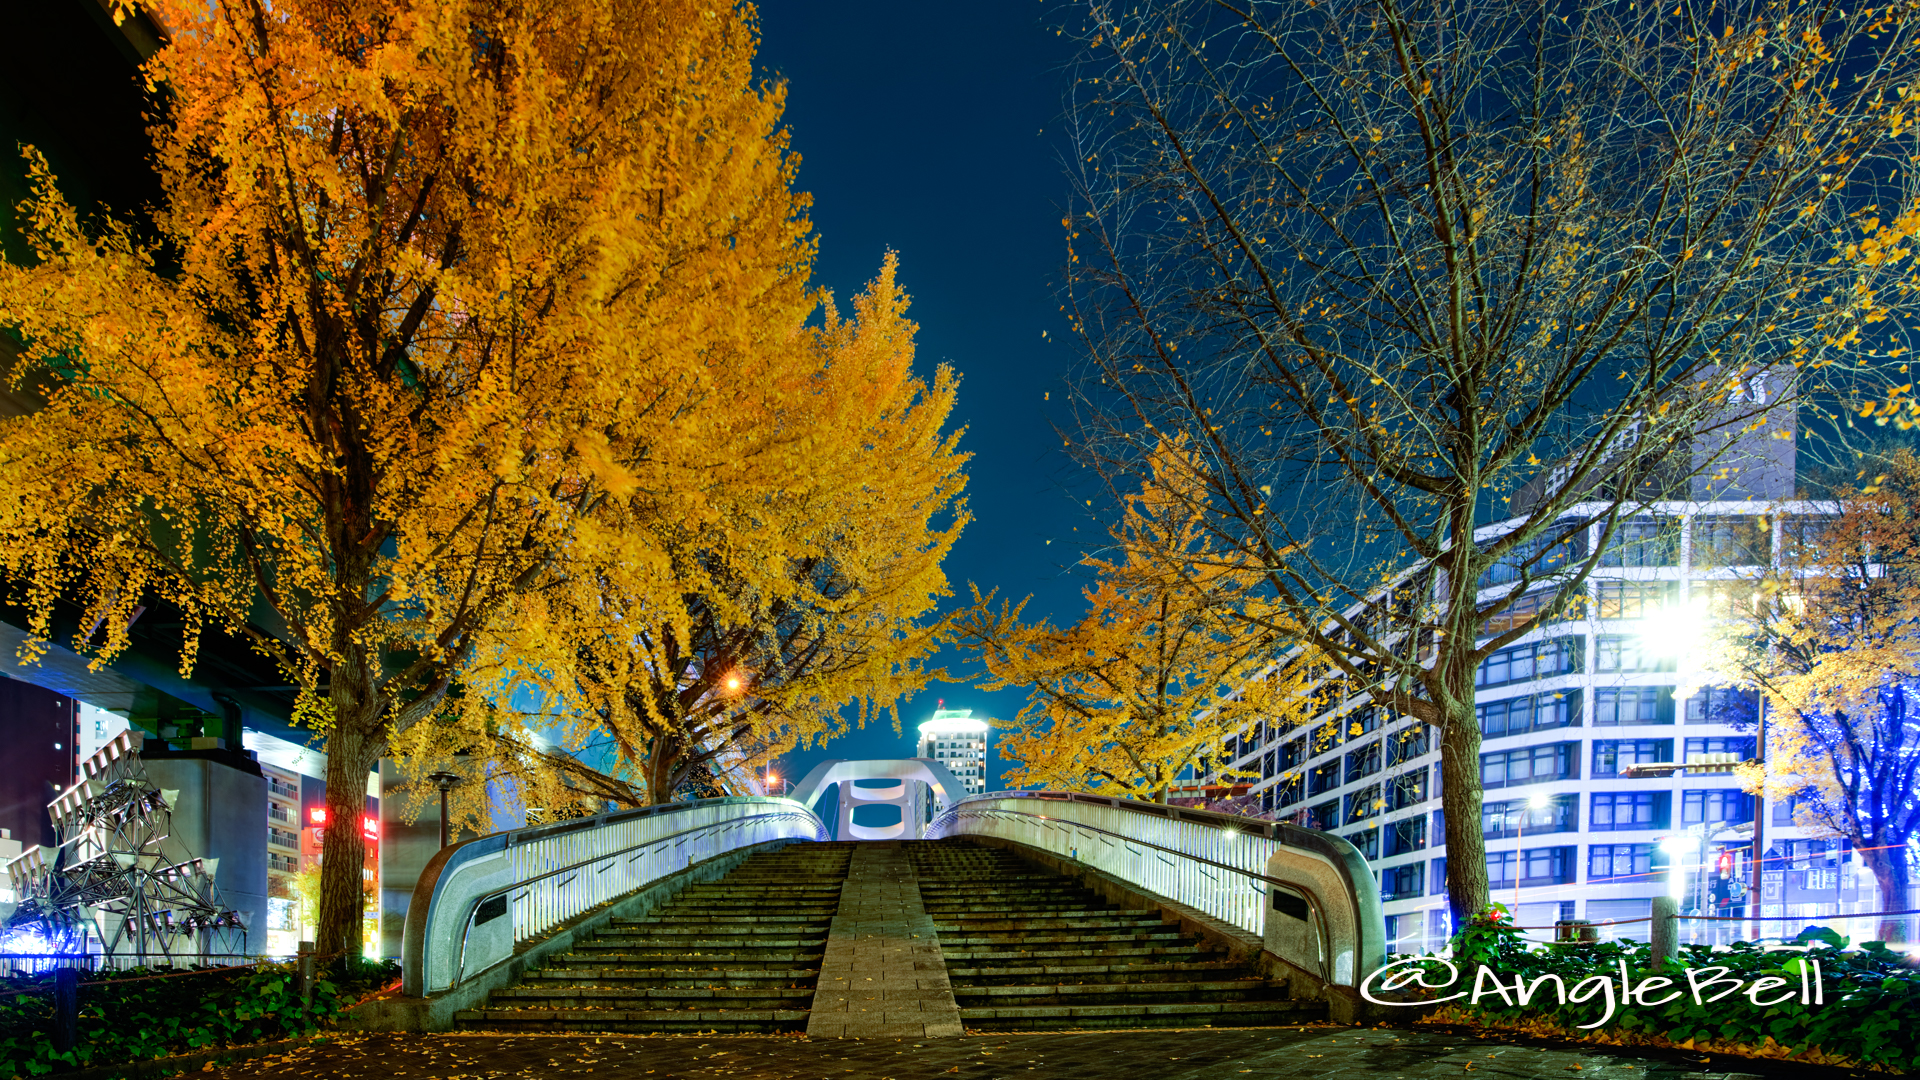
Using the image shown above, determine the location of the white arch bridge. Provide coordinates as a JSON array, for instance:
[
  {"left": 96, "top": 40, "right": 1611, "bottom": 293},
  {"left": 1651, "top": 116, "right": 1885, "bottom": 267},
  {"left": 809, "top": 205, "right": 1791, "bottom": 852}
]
[{"left": 392, "top": 762, "right": 1385, "bottom": 1030}]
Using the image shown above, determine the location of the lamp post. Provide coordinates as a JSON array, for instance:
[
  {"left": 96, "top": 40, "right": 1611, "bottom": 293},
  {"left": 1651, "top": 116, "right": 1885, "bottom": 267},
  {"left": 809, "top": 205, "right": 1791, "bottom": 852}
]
[
  {"left": 1515, "top": 791, "right": 1551, "bottom": 912},
  {"left": 425, "top": 771, "right": 462, "bottom": 849}
]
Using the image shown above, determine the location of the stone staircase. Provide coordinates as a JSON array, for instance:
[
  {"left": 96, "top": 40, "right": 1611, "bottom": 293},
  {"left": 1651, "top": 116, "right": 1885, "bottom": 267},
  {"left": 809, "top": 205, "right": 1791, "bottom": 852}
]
[
  {"left": 454, "top": 841, "right": 856, "bottom": 1033},
  {"left": 905, "top": 839, "right": 1323, "bottom": 1031}
]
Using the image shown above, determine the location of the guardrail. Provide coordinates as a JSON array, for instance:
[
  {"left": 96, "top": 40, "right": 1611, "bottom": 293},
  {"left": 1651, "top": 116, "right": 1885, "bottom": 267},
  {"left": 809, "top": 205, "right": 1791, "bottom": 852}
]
[
  {"left": 401, "top": 797, "right": 826, "bottom": 996},
  {"left": 928, "top": 790, "right": 1384, "bottom": 990}
]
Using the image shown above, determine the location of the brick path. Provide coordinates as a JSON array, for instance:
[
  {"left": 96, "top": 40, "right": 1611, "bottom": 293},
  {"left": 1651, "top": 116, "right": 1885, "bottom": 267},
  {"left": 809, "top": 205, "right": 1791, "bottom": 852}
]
[
  {"left": 190, "top": 1024, "right": 1870, "bottom": 1080},
  {"left": 806, "top": 844, "right": 963, "bottom": 1038}
]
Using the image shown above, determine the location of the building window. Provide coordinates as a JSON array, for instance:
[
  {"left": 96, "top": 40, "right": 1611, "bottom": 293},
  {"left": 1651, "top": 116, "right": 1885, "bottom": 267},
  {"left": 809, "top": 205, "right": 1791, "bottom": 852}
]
[
  {"left": 1347, "top": 707, "right": 1383, "bottom": 737},
  {"left": 1478, "top": 691, "right": 1581, "bottom": 738},
  {"left": 1429, "top": 857, "right": 1449, "bottom": 895},
  {"left": 1595, "top": 635, "right": 1678, "bottom": 673},
  {"left": 1480, "top": 523, "right": 1588, "bottom": 587},
  {"left": 1593, "top": 686, "right": 1675, "bottom": 725},
  {"left": 1684, "top": 736, "right": 1755, "bottom": 760},
  {"left": 1345, "top": 741, "right": 1382, "bottom": 783},
  {"left": 1307, "top": 800, "right": 1339, "bottom": 831},
  {"left": 1684, "top": 686, "right": 1760, "bottom": 725},
  {"left": 1601, "top": 516, "right": 1680, "bottom": 567},
  {"left": 1387, "top": 725, "right": 1430, "bottom": 766},
  {"left": 269, "top": 827, "right": 301, "bottom": 850},
  {"left": 1278, "top": 737, "right": 1305, "bottom": 771},
  {"left": 1592, "top": 739, "right": 1673, "bottom": 777},
  {"left": 1477, "top": 637, "right": 1583, "bottom": 689},
  {"left": 1480, "top": 742, "right": 1579, "bottom": 788},
  {"left": 268, "top": 852, "right": 300, "bottom": 875},
  {"left": 1482, "top": 587, "right": 1585, "bottom": 636},
  {"left": 1589, "top": 843, "right": 1654, "bottom": 882},
  {"left": 1481, "top": 794, "right": 1577, "bottom": 839},
  {"left": 1273, "top": 774, "right": 1304, "bottom": 809},
  {"left": 1347, "top": 826, "right": 1379, "bottom": 859},
  {"left": 1388, "top": 769, "right": 1428, "bottom": 811},
  {"left": 1489, "top": 846, "right": 1578, "bottom": 886},
  {"left": 1345, "top": 785, "right": 1383, "bottom": 824},
  {"left": 1386, "top": 815, "right": 1428, "bottom": 856},
  {"left": 1590, "top": 791, "right": 1668, "bottom": 831},
  {"left": 1595, "top": 580, "right": 1676, "bottom": 619},
  {"left": 1308, "top": 760, "right": 1341, "bottom": 796},
  {"left": 1682, "top": 788, "right": 1754, "bottom": 825},
  {"left": 1382, "top": 863, "right": 1425, "bottom": 901},
  {"left": 1693, "top": 516, "right": 1770, "bottom": 567}
]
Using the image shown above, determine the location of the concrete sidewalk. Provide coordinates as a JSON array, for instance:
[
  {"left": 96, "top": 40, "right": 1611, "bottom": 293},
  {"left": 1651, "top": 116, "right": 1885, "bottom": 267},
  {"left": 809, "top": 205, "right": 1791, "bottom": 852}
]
[{"left": 184, "top": 1024, "right": 1860, "bottom": 1080}]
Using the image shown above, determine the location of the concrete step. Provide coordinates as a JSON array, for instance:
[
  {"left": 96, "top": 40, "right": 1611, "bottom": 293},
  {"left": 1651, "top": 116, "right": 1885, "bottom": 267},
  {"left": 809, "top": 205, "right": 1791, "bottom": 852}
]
[
  {"left": 520, "top": 967, "right": 820, "bottom": 987},
  {"left": 453, "top": 1006, "right": 811, "bottom": 1033},
  {"left": 455, "top": 841, "right": 853, "bottom": 1036},
  {"left": 905, "top": 838, "right": 1323, "bottom": 1032},
  {"left": 955, "top": 999, "right": 1324, "bottom": 1030}
]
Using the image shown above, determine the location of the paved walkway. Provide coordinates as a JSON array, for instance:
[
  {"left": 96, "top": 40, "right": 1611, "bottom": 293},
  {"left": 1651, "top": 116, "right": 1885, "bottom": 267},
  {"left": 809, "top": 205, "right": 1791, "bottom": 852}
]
[
  {"left": 806, "top": 844, "right": 963, "bottom": 1038},
  {"left": 188, "top": 1025, "right": 1864, "bottom": 1080}
]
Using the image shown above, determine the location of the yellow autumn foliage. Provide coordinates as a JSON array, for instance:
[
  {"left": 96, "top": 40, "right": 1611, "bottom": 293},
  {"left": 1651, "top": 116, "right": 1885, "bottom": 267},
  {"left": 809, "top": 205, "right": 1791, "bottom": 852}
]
[
  {"left": 0, "top": 0, "right": 965, "bottom": 961},
  {"left": 954, "top": 438, "right": 1315, "bottom": 804}
]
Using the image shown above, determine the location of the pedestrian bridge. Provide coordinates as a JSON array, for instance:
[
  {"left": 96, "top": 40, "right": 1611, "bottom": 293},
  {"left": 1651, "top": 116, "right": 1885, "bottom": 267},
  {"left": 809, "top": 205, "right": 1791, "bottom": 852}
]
[{"left": 378, "top": 766, "right": 1387, "bottom": 1037}]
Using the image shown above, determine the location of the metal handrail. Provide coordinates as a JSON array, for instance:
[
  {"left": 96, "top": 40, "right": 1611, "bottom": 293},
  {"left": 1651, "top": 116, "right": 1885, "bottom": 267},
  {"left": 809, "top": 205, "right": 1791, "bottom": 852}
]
[
  {"left": 940, "top": 804, "right": 1342, "bottom": 984},
  {"left": 448, "top": 809, "right": 824, "bottom": 985},
  {"left": 402, "top": 797, "right": 827, "bottom": 996},
  {"left": 929, "top": 789, "right": 1385, "bottom": 988}
]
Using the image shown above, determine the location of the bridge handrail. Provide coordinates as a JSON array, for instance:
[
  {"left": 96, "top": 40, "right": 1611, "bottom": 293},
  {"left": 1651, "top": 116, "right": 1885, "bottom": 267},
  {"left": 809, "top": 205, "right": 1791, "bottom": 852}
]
[
  {"left": 927, "top": 790, "right": 1384, "bottom": 988},
  {"left": 401, "top": 796, "right": 826, "bottom": 996}
]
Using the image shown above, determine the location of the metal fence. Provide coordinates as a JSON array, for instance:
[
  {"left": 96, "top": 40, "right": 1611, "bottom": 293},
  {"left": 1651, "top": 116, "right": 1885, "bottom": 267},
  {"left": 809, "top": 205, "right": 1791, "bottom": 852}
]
[
  {"left": 403, "top": 797, "right": 827, "bottom": 996},
  {"left": 928, "top": 790, "right": 1293, "bottom": 938},
  {"left": 0, "top": 952, "right": 266, "bottom": 979}
]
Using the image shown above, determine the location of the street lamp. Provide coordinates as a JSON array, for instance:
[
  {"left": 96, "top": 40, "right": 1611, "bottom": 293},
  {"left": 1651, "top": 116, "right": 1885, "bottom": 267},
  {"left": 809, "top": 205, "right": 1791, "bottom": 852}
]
[
  {"left": 764, "top": 772, "right": 788, "bottom": 797},
  {"left": 425, "top": 770, "right": 463, "bottom": 849},
  {"left": 1514, "top": 790, "right": 1552, "bottom": 911},
  {"left": 1660, "top": 834, "right": 1701, "bottom": 903}
]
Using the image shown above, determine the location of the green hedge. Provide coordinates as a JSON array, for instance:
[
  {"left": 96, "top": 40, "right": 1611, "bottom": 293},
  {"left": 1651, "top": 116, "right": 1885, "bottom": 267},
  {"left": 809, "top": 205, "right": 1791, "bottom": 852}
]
[
  {"left": 1395, "top": 909, "right": 1920, "bottom": 1071},
  {"left": 0, "top": 958, "right": 394, "bottom": 1077}
]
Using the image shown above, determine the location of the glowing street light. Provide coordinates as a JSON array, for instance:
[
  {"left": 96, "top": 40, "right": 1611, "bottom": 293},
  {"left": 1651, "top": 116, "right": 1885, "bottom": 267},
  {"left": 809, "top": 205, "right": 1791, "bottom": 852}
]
[
  {"left": 1660, "top": 834, "right": 1702, "bottom": 903},
  {"left": 1514, "top": 790, "right": 1552, "bottom": 911}
]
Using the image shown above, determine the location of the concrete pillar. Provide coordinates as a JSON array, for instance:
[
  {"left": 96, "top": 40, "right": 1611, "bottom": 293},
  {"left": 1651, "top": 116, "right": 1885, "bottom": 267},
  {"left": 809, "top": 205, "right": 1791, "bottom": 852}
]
[
  {"left": 378, "top": 759, "right": 442, "bottom": 961},
  {"left": 143, "top": 748, "right": 268, "bottom": 954}
]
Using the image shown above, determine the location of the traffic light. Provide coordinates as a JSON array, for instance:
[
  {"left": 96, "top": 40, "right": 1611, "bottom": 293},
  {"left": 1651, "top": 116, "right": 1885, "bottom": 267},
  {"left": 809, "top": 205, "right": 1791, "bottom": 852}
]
[{"left": 1716, "top": 850, "right": 1734, "bottom": 877}]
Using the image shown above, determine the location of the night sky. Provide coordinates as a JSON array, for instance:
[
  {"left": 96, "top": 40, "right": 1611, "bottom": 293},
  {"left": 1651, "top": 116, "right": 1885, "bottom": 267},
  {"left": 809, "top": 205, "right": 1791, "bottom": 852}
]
[{"left": 753, "top": 1, "right": 1089, "bottom": 795}]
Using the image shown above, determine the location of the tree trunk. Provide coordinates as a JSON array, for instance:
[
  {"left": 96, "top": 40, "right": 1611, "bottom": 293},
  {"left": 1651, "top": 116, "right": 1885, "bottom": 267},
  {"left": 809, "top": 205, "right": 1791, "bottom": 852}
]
[
  {"left": 316, "top": 719, "right": 379, "bottom": 973},
  {"left": 1437, "top": 698, "right": 1490, "bottom": 934},
  {"left": 1863, "top": 842, "right": 1912, "bottom": 943}
]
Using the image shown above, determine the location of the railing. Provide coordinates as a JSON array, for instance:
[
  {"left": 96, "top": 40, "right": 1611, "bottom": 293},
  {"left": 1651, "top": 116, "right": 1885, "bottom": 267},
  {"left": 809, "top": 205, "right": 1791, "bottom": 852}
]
[
  {"left": 0, "top": 953, "right": 266, "bottom": 979},
  {"left": 928, "top": 790, "right": 1385, "bottom": 989},
  {"left": 401, "top": 797, "right": 826, "bottom": 997}
]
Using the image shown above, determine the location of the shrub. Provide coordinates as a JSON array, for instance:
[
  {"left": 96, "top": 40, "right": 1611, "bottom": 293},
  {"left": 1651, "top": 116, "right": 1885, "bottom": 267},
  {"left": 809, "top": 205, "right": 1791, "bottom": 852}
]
[
  {"left": 1404, "top": 907, "right": 1920, "bottom": 1072},
  {"left": 0, "top": 957, "right": 397, "bottom": 1077}
]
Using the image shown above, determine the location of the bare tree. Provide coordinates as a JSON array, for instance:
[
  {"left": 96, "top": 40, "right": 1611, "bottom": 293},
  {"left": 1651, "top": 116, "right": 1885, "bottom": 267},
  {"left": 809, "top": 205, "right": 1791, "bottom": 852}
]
[{"left": 1057, "top": 0, "right": 1920, "bottom": 926}]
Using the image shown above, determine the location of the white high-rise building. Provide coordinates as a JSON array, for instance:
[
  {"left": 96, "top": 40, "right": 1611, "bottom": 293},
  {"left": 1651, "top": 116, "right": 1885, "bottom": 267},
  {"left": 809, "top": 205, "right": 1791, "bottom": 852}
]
[{"left": 918, "top": 708, "right": 990, "bottom": 797}]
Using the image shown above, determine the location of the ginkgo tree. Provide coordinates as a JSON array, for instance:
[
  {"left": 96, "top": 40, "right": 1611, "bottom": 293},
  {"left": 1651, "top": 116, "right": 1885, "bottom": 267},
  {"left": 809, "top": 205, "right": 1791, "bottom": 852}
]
[
  {"left": 954, "top": 439, "right": 1314, "bottom": 804},
  {"left": 391, "top": 259, "right": 971, "bottom": 813},
  {"left": 1712, "top": 449, "right": 1920, "bottom": 941},
  {"left": 0, "top": 0, "right": 910, "bottom": 965}
]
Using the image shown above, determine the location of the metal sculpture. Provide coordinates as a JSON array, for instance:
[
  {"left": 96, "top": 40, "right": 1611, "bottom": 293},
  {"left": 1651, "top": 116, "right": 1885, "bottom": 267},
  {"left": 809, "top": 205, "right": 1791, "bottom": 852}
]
[{"left": 1, "top": 730, "right": 245, "bottom": 964}]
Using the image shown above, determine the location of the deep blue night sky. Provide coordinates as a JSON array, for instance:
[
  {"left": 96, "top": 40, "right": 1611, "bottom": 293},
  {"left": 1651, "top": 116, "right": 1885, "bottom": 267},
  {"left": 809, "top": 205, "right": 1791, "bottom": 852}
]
[{"left": 753, "top": 1, "right": 1090, "bottom": 794}]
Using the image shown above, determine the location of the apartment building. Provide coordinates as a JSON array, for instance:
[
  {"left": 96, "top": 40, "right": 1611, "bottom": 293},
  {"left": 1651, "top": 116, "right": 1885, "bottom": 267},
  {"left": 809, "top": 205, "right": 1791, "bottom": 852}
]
[
  {"left": 1218, "top": 500, "right": 1858, "bottom": 953},
  {"left": 918, "top": 709, "right": 991, "bottom": 796}
]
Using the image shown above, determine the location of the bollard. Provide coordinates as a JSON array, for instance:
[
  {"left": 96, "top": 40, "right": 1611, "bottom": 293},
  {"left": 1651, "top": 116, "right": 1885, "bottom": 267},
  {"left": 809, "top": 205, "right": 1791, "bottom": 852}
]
[
  {"left": 51, "top": 967, "right": 79, "bottom": 1053},
  {"left": 297, "top": 940, "right": 316, "bottom": 1007},
  {"left": 1650, "top": 895, "right": 1679, "bottom": 967}
]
